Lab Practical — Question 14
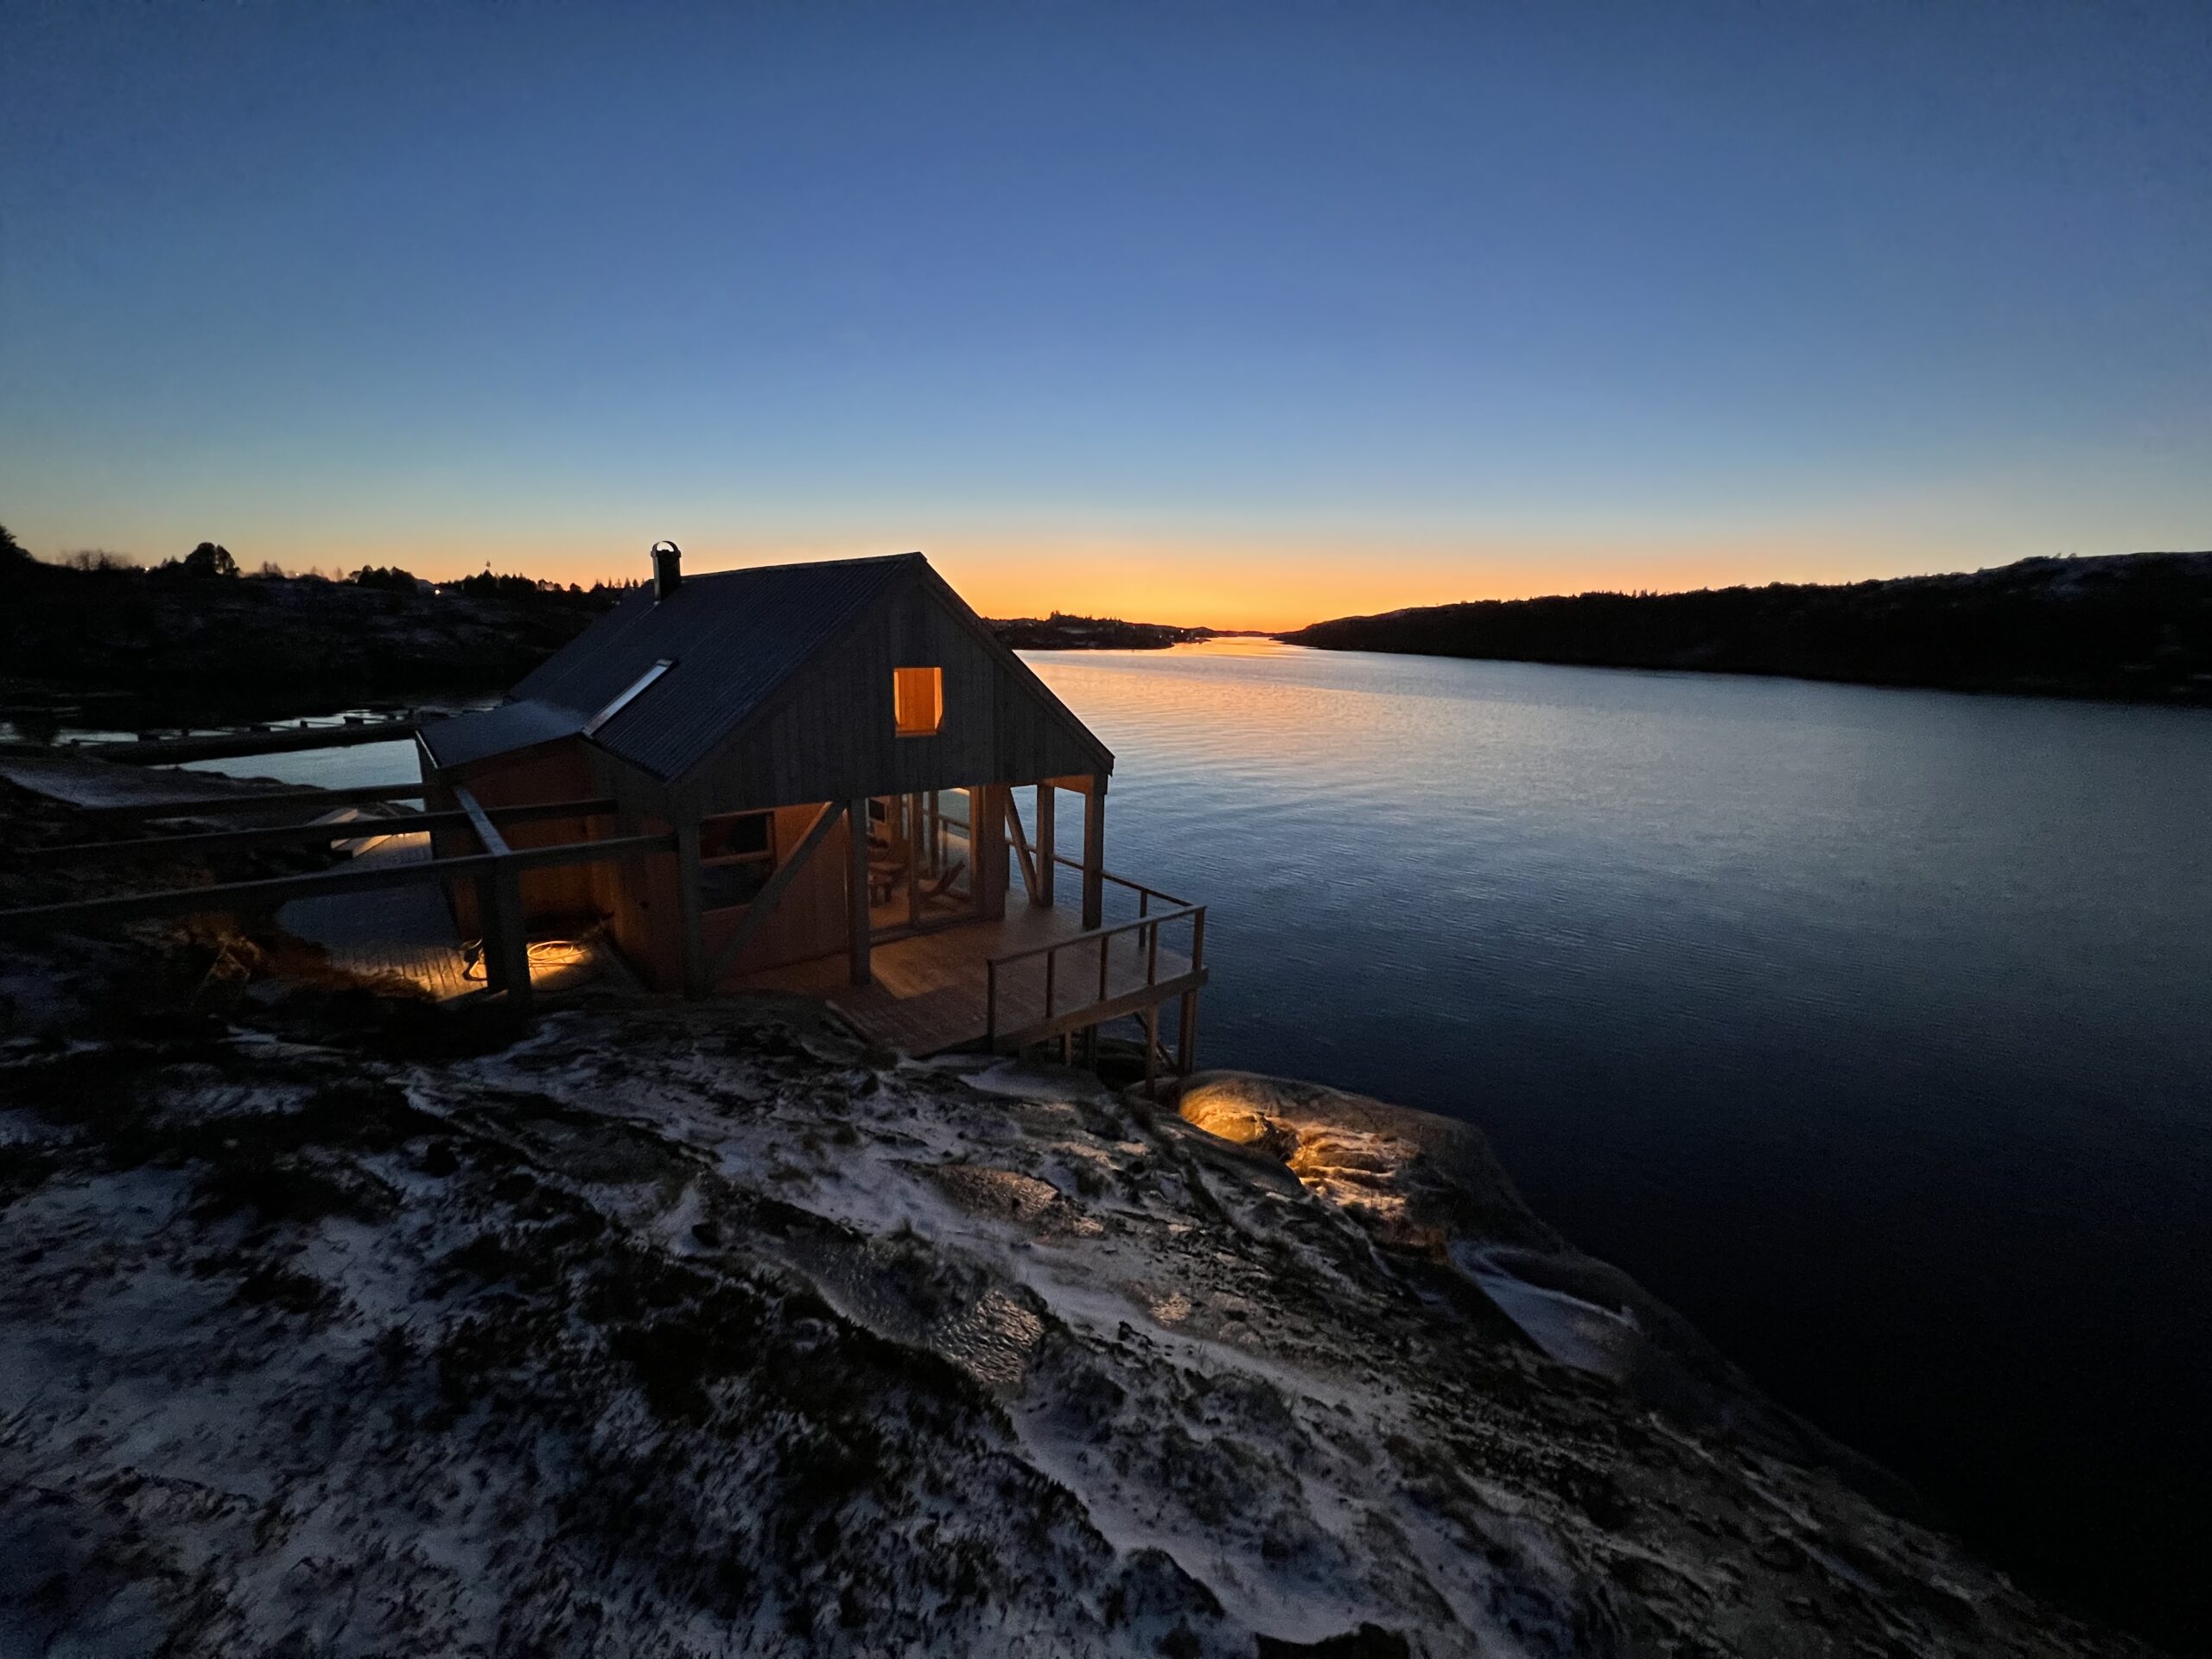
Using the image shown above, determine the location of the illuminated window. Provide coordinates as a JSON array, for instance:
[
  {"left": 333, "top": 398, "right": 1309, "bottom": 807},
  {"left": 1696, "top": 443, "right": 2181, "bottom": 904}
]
[{"left": 893, "top": 667, "right": 944, "bottom": 736}]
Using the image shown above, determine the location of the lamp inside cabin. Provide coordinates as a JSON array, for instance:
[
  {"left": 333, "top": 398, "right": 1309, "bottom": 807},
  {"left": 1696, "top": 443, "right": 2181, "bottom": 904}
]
[{"left": 893, "top": 666, "right": 944, "bottom": 736}]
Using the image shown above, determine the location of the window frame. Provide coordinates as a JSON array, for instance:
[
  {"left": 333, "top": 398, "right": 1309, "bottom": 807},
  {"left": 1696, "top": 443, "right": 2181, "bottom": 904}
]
[
  {"left": 893, "top": 665, "right": 944, "bottom": 738},
  {"left": 696, "top": 810, "right": 776, "bottom": 913}
]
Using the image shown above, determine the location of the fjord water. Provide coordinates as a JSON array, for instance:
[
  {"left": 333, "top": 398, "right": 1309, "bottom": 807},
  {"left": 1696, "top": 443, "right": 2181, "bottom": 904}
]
[
  {"left": 1027, "top": 639, "right": 2212, "bottom": 1645},
  {"left": 182, "top": 645, "right": 2206, "bottom": 1641}
]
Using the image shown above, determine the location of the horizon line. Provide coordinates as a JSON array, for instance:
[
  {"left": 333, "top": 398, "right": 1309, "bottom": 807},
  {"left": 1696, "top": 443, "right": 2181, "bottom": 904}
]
[{"left": 24, "top": 542, "right": 2202, "bottom": 636}]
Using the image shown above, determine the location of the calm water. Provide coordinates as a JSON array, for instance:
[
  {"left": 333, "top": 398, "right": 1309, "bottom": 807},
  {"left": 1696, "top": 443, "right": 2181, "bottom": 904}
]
[
  {"left": 176, "top": 645, "right": 2209, "bottom": 1643},
  {"left": 1024, "top": 639, "right": 2210, "bottom": 1648}
]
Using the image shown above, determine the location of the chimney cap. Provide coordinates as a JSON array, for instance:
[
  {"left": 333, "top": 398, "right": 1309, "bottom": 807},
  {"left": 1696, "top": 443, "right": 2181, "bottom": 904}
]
[{"left": 651, "top": 539, "right": 682, "bottom": 601}]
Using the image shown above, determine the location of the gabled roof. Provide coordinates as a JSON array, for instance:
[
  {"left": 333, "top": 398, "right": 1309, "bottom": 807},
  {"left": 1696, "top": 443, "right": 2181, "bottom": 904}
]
[{"left": 421, "top": 551, "right": 1091, "bottom": 783}]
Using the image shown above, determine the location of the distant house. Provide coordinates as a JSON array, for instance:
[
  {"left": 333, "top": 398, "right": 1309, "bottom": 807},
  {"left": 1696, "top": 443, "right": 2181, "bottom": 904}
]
[{"left": 417, "top": 546, "right": 1203, "bottom": 1066}]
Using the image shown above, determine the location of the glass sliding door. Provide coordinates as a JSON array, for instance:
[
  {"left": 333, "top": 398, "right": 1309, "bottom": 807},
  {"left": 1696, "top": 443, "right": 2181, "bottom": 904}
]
[{"left": 863, "top": 790, "right": 976, "bottom": 937}]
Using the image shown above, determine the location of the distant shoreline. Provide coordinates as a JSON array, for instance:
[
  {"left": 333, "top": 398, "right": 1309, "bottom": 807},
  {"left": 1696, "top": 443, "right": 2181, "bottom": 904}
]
[
  {"left": 16, "top": 548, "right": 2212, "bottom": 714},
  {"left": 1277, "top": 550, "right": 2212, "bottom": 706},
  {"left": 0, "top": 558, "right": 1247, "bottom": 735},
  {"left": 987, "top": 613, "right": 1222, "bottom": 651}
]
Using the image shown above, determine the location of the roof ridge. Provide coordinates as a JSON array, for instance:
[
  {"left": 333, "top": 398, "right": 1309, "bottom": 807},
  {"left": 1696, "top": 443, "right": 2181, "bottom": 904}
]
[{"left": 677, "top": 550, "right": 925, "bottom": 582}]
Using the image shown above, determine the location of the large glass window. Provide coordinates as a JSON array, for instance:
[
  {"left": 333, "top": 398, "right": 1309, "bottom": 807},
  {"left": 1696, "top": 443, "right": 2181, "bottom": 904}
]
[{"left": 863, "top": 791, "right": 976, "bottom": 923}]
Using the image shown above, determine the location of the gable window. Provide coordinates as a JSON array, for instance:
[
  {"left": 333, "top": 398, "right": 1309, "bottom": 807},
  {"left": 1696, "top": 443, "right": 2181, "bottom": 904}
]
[
  {"left": 696, "top": 810, "right": 774, "bottom": 912},
  {"left": 893, "top": 666, "right": 944, "bottom": 737}
]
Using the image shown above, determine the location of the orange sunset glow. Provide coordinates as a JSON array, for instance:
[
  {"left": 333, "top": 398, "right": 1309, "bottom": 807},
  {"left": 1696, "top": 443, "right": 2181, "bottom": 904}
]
[{"left": 119, "top": 527, "right": 2074, "bottom": 632}]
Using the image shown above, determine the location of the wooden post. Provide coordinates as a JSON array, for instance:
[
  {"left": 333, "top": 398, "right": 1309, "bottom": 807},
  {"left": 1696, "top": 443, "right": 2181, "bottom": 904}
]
[
  {"left": 848, "top": 798, "right": 872, "bottom": 985},
  {"left": 473, "top": 872, "right": 505, "bottom": 990},
  {"left": 487, "top": 861, "right": 531, "bottom": 1011},
  {"left": 449, "top": 781, "right": 502, "bottom": 938},
  {"left": 454, "top": 782, "right": 533, "bottom": 1007},
  {"left": 674, "top": 819, "right": 709, "bottom": 997},
  {"left": 976, "top": 785, "right": 1008, "bottom": 921},
  {"left": 1182, "top": 908, "right": 1205, "bottom": 1072},
  {"left": 1081, "top": 773, "right": 1106, "bottom": 931},
  {"left": 1035, "top": 783, "right": 1055, "bottom": 907},
  {"left": 906, "top": 792, "right": 924, "bottom": 930}
]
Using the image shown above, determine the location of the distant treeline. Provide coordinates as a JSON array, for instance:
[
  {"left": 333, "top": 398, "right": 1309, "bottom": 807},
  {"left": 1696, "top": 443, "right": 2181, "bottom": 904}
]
[
  {"left": 1281, "top": 552, "right": 2212, "bottom": 703},
  {"left": 988, "top": 612, "right": 1213, "bottom": 650},
  {"left": 0, "top": 526, "right": 626, "bottom": 714},
  {"left": 3, "top": 527, "right": 635, "bottom": 601},
  {"left": 0, "top": 526, "right": 1229, "bottom": 722}
]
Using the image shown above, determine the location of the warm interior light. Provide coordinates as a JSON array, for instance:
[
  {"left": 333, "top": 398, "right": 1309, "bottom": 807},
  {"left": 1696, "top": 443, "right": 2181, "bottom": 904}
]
[{"left": 893, "top": 666, "right": 944, "bottom": 736}]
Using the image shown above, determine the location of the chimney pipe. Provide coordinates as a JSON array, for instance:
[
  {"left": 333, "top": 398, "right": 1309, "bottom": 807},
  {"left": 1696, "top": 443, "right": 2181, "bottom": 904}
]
[{"left": 651, "top": 540, "right": 682, "bottom": 601}]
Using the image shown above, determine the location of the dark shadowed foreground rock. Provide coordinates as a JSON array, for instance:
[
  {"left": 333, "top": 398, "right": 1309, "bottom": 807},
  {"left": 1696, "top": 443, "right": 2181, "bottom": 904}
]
[
  {"left": 1175, "top": 1072, "right": 1917, "bottom": 1507},
  {"left": 0, "top": 988, "right": 2151, "bottom": 1656}
]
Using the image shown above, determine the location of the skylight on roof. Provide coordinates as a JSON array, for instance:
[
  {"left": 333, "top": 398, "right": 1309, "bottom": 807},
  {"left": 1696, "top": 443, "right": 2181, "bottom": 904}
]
[{"left": 582, "top": 658, "right": 675, "bottom": 737}]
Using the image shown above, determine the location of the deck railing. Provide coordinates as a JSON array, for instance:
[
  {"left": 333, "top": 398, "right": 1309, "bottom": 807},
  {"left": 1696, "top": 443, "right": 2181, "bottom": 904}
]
[
  {"left": 0, "top": 789, "right": 652, "bottom": 1014},
  {"left": 983, "top": 883, "right": 1207, "bottom": 1075},
  {"left": 1048, "top": 853, "right": 1188, "bottom": 917}
]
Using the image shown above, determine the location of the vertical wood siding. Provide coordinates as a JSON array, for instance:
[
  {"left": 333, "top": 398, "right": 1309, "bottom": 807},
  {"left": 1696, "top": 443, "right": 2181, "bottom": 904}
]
[{"left": 680, "top": 582, "right": 1109, "bottom": 816}]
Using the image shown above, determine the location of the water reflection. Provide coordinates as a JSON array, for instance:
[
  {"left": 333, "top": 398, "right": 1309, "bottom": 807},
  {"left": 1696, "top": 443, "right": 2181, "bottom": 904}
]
[
  {"left": 1027, "top": 639, "right": 2212, "bottom": 1644},
  {"left": 113, "top": 638, "right": 2212, "bottom": 1641}
]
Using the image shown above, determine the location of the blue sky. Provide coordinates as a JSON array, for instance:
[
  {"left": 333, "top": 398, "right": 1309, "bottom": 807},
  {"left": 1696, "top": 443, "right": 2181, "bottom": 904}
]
[{"left": 3, "top": 1, "right": 2208, "bottom": 624}]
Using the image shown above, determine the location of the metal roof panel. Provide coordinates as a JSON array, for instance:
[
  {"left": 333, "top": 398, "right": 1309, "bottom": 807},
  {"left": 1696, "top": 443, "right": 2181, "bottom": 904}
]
[
  {"left": 417, "top": 697, "right": 587, "bottom": 771},
  {"left": 418, "top": 551, "right": 1112, "bottom": 785},
  {"left": 512, "top": 553, "right": 918, "bottom": 780}
]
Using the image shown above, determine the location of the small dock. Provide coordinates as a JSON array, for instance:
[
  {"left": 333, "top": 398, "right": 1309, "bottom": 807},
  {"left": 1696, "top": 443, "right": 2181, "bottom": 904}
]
[
  {"left": 735, "top": 902, "right": 1202, "bottom": 1063},
  {"left": 274, "top": 821, "right": 475, "bottom": 996}
]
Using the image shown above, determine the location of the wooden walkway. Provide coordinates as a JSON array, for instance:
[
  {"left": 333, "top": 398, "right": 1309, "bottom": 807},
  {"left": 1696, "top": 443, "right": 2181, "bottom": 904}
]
[
  {"left": 275, "top": 820, "right": 618, "bottom": 1000},
  {"left": 732, "top": 905, "right": 1197, "bottom": 1056}
]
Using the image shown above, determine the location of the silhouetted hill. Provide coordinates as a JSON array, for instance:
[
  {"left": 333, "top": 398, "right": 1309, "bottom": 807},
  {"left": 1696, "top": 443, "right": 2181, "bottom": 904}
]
[
  {"left": 2, "top": 560, "right": 621, "bottom": 716},
  {"left": 1281, "top": 552, "right": 2212, "bottom": 702}
]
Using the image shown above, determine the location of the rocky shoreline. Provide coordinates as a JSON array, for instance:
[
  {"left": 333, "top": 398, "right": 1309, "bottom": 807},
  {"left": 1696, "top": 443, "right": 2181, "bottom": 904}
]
[{"left": 0, "top": 812, "right": 2154, "bottom": 1657}]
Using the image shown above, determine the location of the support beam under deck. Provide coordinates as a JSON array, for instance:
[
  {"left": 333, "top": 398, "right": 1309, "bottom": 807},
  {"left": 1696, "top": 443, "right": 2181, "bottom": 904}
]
[
  {"left": 1081, "top": 773, "right": 1107, "bottom": 931},
  {"left": 676, "top": 820, "right": 709, "bottom": 998},
  {"left": 847, "top": 798, "right": 872, "bottom": 986},
  {"left": 1035, "top": 784, "right": 1054, "bottom": 907}
]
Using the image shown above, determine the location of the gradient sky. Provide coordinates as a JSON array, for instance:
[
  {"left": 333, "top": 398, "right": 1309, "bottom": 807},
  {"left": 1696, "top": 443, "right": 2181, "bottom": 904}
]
[{"left": 4, "top": 2, "right": 2209, "bottom": 627}]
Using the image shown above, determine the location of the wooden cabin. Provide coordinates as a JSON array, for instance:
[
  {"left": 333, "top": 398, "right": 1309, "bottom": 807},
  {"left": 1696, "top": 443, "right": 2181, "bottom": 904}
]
[{"left": 416, "top": 546, "right": 1205, "bottom": 1068}]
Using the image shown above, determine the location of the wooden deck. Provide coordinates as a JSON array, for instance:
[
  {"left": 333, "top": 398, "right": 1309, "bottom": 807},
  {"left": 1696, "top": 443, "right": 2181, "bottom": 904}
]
[
  {"left": 275, "top": 823, "right": 622, "bottom": 1000},
  {"left": 731, "top": 904, "right": 1198, "bottom": 1056}
]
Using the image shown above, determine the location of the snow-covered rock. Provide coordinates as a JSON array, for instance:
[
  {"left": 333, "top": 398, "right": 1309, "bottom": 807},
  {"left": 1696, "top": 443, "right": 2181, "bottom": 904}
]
[{"left": 0, "top": 1001, "right": 2148, "bottom": 1656}]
